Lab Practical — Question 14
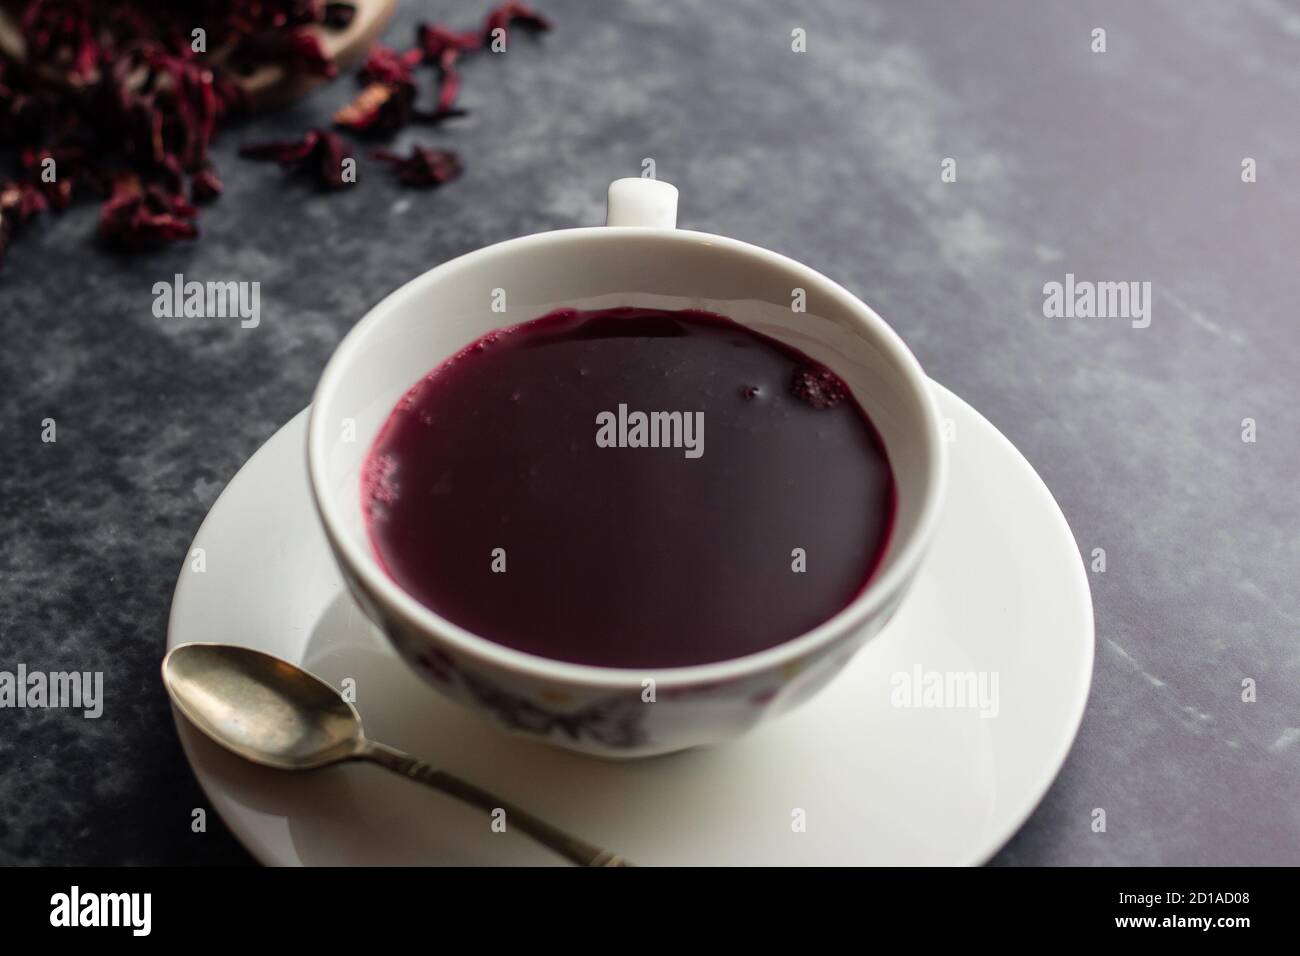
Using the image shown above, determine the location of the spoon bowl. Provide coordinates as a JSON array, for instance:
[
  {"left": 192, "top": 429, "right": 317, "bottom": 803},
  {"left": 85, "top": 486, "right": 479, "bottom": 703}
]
[{"left": 163, "top": 642, "right": 362, "bottom": 770}]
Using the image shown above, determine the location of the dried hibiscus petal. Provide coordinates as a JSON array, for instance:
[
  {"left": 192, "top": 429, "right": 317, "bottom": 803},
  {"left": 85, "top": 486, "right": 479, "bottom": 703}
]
[
  {"left": 433, "top": 51, "right": 463, "bottom": 116},
  {"left": 239, "top": 129, "right": 354, "bottom": 189},
  {"left": 41, "top": 176, "right": 75, "bottom": 210},
  {"left": 288, "top": 31, "right": 339, "bottom": 77},
  {"left": 155, "top": 153, "right": 188, "bottom": 197},
  {"left": 412, "top": 22, "right": 482, "bottom": 117},
  {"left": 97, "top": 174, "right": 199, "bottom": 251},
  {"left": 144, "top": 182, "right": 198, "bottom": 220},
  {"left": 416, "top": 23, "right": 483, "bottom": 60},
  {"left": 371, "top": 146, "right": 463, "bottom": 188},
  {"left": 1, "top": 181, "right": 49, "bottom": 224},
  {"left": 358, "top": 45, "right": 422, "bottom": 86},
  {"left": 245, "top": 29, "right": 339, "bottom": 78},
  {"left": 0, "top": 181, "right": 50, "bottom": 266},
  {"left": 483, "top": 2, "right": 552, "bottom": 43},
  {"left": 333, "top": 82, "right": 416, "bottom": 135},
  {"left": 191, "top": 167, "right": 224, "bottom": 203}
]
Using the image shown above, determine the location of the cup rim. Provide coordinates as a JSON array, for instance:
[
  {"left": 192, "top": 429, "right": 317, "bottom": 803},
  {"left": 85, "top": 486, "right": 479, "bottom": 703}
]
[{"left": 308, "top": 225, "right": 948, "bottom": 689}]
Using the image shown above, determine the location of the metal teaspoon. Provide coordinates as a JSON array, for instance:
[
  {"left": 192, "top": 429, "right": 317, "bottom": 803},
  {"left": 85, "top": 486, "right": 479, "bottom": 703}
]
[{"left": 161, "top": 642, "right": 630, "bottom": 866}]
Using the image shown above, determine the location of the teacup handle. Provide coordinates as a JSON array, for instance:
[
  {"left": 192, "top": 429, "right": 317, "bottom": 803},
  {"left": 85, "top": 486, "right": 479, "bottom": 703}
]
[{"left": 606, "top": 178, "right": 678, "bottom": 229}]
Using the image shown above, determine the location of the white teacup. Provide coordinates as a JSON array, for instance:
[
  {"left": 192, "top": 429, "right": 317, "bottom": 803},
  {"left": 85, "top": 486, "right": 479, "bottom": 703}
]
[{"left": 307, "top": 178, "right": 947, "bottom": 757}]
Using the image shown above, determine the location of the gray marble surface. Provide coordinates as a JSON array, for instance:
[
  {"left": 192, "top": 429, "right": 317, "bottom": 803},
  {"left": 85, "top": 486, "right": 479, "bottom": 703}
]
[{"left": 1, "top": 0, "right": 1297, "bottom": 865}]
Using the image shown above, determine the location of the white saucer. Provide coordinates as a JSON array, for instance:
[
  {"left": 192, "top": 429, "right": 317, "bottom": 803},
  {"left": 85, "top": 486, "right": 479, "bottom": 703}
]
[{"left": 166, "top": 382, "right": 1093, "bottom": 866}]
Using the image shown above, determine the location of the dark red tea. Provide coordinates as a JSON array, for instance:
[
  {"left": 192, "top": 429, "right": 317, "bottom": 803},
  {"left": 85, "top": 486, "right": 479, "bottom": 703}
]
[{"left": 363, "top": 307, "right": 895, "bottom": 668}]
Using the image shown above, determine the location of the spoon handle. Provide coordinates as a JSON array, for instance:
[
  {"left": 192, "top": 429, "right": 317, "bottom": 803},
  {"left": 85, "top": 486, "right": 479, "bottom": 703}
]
[{"left": 357, "top": 741, "right": 631, "bottom": 867}]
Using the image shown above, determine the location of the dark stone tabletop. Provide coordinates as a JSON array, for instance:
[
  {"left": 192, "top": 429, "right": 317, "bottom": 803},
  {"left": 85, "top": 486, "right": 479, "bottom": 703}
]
[{"left": 1, "top": 0, "right": 1297, "bottom": 865}]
